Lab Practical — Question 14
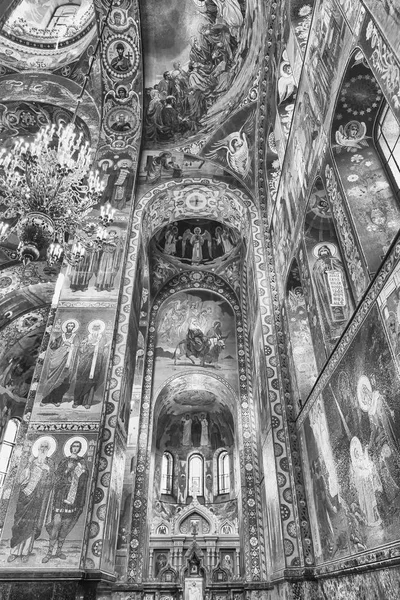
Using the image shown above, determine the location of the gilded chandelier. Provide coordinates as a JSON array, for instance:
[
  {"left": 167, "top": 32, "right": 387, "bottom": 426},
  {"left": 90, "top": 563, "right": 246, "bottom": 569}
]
[{"left": 0, "top": 123, "right": 107, "bottom": 265}]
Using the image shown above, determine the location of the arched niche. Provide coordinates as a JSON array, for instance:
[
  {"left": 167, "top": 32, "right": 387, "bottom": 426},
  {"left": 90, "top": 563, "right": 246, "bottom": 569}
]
[
  {"left": 331, "top": 49, "right": 400, "bottom": 275},
  {"left": 149, "top": 371, "right": 239, "bottom": 573},
  {"left": 149, "top": 218, "right": 243, "bottom": 298},
  {"left": 303, "top": 178, "right": 354, "bottom": 350},
  {"left": 285, "top": 258, "right": 317, "bottom": 403}
]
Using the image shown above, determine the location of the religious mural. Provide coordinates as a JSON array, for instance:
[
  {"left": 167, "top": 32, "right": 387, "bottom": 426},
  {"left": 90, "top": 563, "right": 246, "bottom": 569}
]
[
  {"left": 305, "top": 0, "right": 347, "bottom": 118},
  {"left": 0, "top": 431, "right": 96, "bottom": 568},
  {"left": 153, "top": 290, "right": 237, "bottom": 390},
  {"left": 151, "top": 219, "right": 241, "bottom": 267},
  {"left": 303, "top": 180, "right": 354, "bottom": 348},
  {"left": 202, "top": 106, "right": 256, "bottom": 183},
  {"left": 285, "top": 261, "right": 318, "bottom": 402},
  {"left": 289, "top": 0, "right": 314, "bottom": 55},
  {"left": 32, "top": 310, "right": 113, "bottom": 421},
  {"left": 301, "top": 300, "right": 400, "bottom": 563},
  {"left": 0, "top": 0, "right": 96, "bottom": 71},
  {"left": 0, "top": 308, "right": 47, "bottom": 430},
  {"left": 141, "top": 0, "right": 262, "bottom": 146},
  {"left": 61, "top": 225, "right": 125, "bottom": 299},
  {"left": 363, "top": 0, "right": 400, "bottom": 56},
  {"left": 331, "top": 51, "right": 400, "bottom": 275}
]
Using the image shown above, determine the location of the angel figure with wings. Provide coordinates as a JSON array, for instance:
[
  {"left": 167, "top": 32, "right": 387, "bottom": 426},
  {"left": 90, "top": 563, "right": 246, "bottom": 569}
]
[
  {"left": 190, "top": 227, "right": 212, "bottom": 264},
  {"left": 334, "top": 120, "right": 369, "bottom": 152},
  {"left": 205, "top": 112, "right": 254, "bottom": 179}
]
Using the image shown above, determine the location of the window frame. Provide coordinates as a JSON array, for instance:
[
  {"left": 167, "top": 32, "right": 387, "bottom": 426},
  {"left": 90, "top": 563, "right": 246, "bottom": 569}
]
[
  {"left": 188, "top": 453, "right": 204, "bottom": 497},
  {"left": 161, "top": 451, "right": 174, "bottom": 495},
  {"left": 0, "top": 418, "right": 20, "bottom": 488},
  {"left": 217, "top": 450, "right": 230, "bottom": 495},
  {"left": 375, "top": 102, "right": 400, "bottom": 201}
]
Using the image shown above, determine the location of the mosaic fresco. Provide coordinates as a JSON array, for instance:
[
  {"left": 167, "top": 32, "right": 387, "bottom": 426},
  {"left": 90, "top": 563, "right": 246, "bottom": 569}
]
[
  {"left": 301, "top": 293, "right": 400, "bottom": 563},
  {"left": 153, "top": 290, "right": 238, "bottom": 391},
  {"left": 31, "top": 309, "right": 113, "bottom": 421},
  {"left": 0, "top": 430, "right": 97, "bottom": 568},
  {"left": 332, "top": 52, "right": 400, "bottom": 275},
  {"left": 150, "top": 218, "right": 241, "bottom": 268},
  {"left": 0, "top": 0, "right": 96, "bottom": 71},
  {"left": 285, "top": 261, "right": 318, "bottom": 402},
  {"left": 141, "top": 0, "right": 262, "bottom": 146}
]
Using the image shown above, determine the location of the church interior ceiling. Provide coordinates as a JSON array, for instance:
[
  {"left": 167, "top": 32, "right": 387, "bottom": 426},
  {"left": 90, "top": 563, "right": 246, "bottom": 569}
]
[{"left": 0, "top": 0, "right": 400, "bottom": 597}]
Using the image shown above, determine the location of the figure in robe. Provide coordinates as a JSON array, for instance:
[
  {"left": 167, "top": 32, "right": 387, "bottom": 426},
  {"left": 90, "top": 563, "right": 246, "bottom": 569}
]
[
  {"left": 350, "top": 436, "right": 382, "bottom": 528},
  {"left": 69, "top": 245, "right": 99, "bottom": 292},
  {"left": 190, "top": 227, "right": 211, "bottom": 264},
  {"left": 72, "top": 321, "right": 108, "bottom": 409},
  {"left": 164, "top": 225, "right": 178, "bottom": 255},
  {"left": 43, "top": 438, "right": 88, "bottom": 563},
  {"left": 312, "top": 244, "right": 352, "bottom": 338},
  {"left": 41, "top": 320, "right": 80, "bottom": 406},
  {"left": 8, "top": 436, "right": 56, "bottom": 563},
  {"left": 200, "top": 414, "right": 209, "bottom": 446},
  {"left": 213, "top": 0, "right": 243, "bottom": 37},
  {"left": 186, "top": 317, "right": 207, "bottom": 355},
  {"left": 182, "top": 414, "right": 192, "bottom": 446},
  {"left": 94, "top": 229, "right": 123, "bottom": 292}
]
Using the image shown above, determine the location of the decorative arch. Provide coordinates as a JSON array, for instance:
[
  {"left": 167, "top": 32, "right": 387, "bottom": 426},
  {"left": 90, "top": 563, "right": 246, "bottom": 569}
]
[{"left": 128, "top": 270, "right": 266, "bottom": 582}]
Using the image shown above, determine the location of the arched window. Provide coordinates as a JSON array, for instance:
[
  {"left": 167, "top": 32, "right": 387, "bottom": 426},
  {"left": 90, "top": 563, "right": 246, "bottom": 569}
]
[
  {"left": 161, "top": 452, "right": 173, "bottom": 495},
  {"left": 218, "top": 451, "right": 230, "bottom": 494},
  {"left": 376, "top": 103, "right": 400, "bottom": 200},
  {"left": 188, "top": 454, "right": 203, "bottom": 496},
  {"left": 0, "top": 418, "right": 20, "bottom": 487}
]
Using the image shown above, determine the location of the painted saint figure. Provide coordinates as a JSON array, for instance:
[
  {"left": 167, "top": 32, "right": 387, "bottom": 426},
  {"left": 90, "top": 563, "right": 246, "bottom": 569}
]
[
  {"left": 111, "top": 42, "right": 132, "bottom": 72},
  {"left": 349, "top": 436, "right": 382, "bottom": 528},
  {"left": 42, "top": 437, "right": 89, "bottom": 563},
  {"left": 40, "top": 320, "right": 80, "bottom": 406},
  {"left": 8, "top": 436, "right": 56, "bottom": 563},
  {"left": 312, "top": 243, "right": 352, "bottom": 338},
  {"left": 94, "top": 229, "right": 123, "bottom": 292},
  {"left": 200, "top": 413, "right": 209, "bottom": 446},
  {"left": 73, "top": 320, "right": 108, "bottom": 409},
  {"left": 182, "top": 414, "right": 192, "bottom": 446}
]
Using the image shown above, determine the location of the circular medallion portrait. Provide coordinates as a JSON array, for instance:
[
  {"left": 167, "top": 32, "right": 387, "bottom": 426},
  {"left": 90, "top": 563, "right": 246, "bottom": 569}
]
[
  {"left": 103, "top": 36, "right": 139, "bottom": 80},
  {"left": 104, "top": 106, "right": 139, "bottom": 135}
]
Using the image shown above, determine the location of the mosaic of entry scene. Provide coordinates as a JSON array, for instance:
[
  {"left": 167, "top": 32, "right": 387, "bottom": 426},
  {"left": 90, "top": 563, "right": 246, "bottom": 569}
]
[{"left": 153, "top": 290, "right": 238, "bottom": 390}]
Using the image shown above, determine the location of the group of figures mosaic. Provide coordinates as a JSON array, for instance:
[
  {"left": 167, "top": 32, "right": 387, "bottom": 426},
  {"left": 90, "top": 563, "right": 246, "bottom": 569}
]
[
  {"left": 0, "top": 432, "right": 95, "bottom": 567},
  {"left": 143, "top": 0, "right": 247, "bottom": 145}
]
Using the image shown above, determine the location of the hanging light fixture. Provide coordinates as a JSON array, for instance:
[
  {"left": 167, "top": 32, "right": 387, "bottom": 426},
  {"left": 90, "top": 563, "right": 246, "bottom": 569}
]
[
  {"left": 0, "top": 0, "right": 116, "bottom": 267},
  {"left": 0, "top": 123, "right": 105, "bottom": 265}
]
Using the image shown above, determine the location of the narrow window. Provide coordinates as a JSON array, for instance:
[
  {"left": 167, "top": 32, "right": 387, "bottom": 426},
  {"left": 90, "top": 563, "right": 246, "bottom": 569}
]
[
  {"left": 0, "top": 418, "right": 19, "bottom": 487},
  {"left": 376, "top": 104, "right": 400, "bottom": 199},
  {"left": 188, "top": 454, "right": 203, "bottom": 496},
  {"left": 218, "top": 451, "right": 230, "bottom": 494},
  {"left": 161, "top": 452, "right": 173, "bottom": 494}
]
